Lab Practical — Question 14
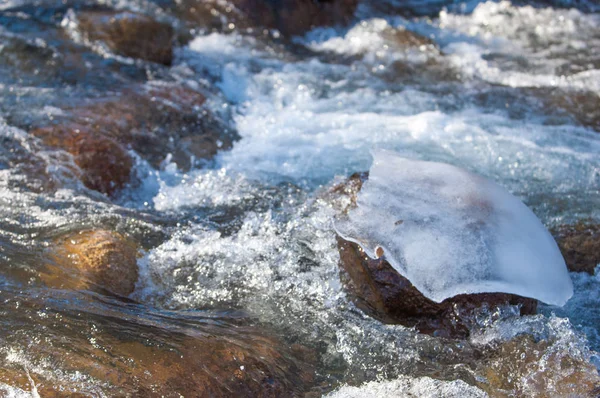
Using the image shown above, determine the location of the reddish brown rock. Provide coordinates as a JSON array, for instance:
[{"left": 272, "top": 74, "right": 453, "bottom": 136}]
[
  {"left": 29, "top": 83, "right": 235, "bottom": 195},
  {"left": 173, "top": 0, "right": 357, "bottom": 36},
  {"left": 552, "top": 222, "right": 600, "bottom": 274},
  {"left": 477, "top": 334, "right": 600, "bottom": 397},
  {"left": 0, "top": 318, "right": 314, "bottom": 397},
  {"left": 331, "top": 173, "right": 537, "bottom": 338},
  {"left": 31, "top": 124, "right": 133, "bottom": 195},
  {"left": 42, "top": 229, "right": 139, "bottom": 296},
  {"left": 75, "top": 10, "right": 174, "bottom": 65},
  {"left": 337, "top": 237, "right": 537, "bottom": 338}
]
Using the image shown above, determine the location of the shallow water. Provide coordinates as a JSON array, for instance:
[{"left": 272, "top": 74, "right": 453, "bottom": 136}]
[{"left": 0, "top": 0, "right": 599, "bottom": 396}]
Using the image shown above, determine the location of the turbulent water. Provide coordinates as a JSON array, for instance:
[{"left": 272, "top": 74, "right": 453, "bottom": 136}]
[{"left": 0, "top": 0, "right": 599, "bottom": 396}]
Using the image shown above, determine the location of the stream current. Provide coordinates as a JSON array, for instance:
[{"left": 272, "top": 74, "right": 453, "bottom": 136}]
[{"left": 0, "top": 0, "right": 599, "bottom": 396}]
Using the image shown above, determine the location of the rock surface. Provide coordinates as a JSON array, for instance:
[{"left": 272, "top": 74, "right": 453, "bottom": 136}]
[
  {"left": 42, "top": 229, "right": 139, "bottom": 296},
  {"left": 74, "top": 10, "right": 174, "bottom": 65},
  {"left": 171, "top": 0, "right": 358, "bottom": 36},
  {"left": 552, "top": 222, "right": 600, "bottom": 274},
  {"left": 477, "top": 334, "right": 600, "bottom": 397},
  {"left": 0, "top": 311, "right": 315, "bottom": 397},
  {"left": 30, "top": 83, "right": 236, "bottom": 195},
  {"left": 332, "top": 172, "right": 537, "bottom": 338},
  {"left": 30, "top": 124, "right": 133, "bottom": 195}
]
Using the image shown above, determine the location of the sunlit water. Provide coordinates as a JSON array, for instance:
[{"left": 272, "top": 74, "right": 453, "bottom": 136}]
[{"left": 0, "top": 0, "right": 599, "bottom": 396}]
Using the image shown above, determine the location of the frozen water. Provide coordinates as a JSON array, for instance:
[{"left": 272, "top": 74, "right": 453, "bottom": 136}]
[{"left": 335, "top": 150, "right": 573, "bottom": 305}]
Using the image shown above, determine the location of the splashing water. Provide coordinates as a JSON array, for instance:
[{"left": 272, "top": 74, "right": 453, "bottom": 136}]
[{"left": 0, "top": 0, "right": 599, "bottom": 395}]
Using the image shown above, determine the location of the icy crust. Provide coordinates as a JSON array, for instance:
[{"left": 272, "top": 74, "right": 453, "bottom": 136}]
[
  {"left": 335, "top": 150, "right": 573, "bottom": 306},
  {"left": 326, "top": 376, "right": 487, "bottom": 398}
]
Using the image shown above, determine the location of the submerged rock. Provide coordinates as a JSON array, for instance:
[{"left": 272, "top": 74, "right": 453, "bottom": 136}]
[
  {"left": 0, "top": 301, "right": 315, "bottom": 397},
  {"left": 337, "top": 236, "right": 536, "bottom": 337},
  {"left": 42, "top": 229, "right": 139, "bottom": 296},
  {"left": 29, "top": 83, "right": 236, "bottom": 195},
  {"left": 71, "top": 10, "right": 174, "bottom": 65},
  {"left": 552, "top": 222, "right": 600, "bottom": 274},
  {"left": 171, "top": 0, "right": 357, "bottom": 36},
  {"left": 477, "top": 334, "right": 600, "bottom": 397},
  {"left": 30, "top": 124, "right": 134, "bottom": 195}
]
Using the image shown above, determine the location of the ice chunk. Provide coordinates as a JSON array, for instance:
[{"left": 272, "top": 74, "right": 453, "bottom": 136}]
[{"left": 335, "top": 150, "right": 573, "bottom": 306}]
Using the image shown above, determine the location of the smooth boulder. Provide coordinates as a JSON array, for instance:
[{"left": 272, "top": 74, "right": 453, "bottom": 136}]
[
  {"left": 552, "top": 222, "right": 600, "bottom": 274},
  {"left": 73, "top": 10, "right": 174, "bottom": 65},
  {"left": 42, "top": 229, "right": 139, "bottom": 296}
]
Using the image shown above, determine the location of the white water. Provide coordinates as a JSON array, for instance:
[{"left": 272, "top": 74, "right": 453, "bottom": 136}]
[{"left": 326, "top": 375, "right": 488, "bottom": 398}]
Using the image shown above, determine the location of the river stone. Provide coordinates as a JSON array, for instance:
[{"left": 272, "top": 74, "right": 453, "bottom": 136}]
[
  {"left": 30, "top": 124, "right": 133, "bottom": 195},
  {"left": 477, "top": 334, "right": 600, "bottom": 396},
  {"left": 44, "top": 229, "right": 139, "bottom": 296},
  {"left": 333, "top": 172, "right": 537, "bottom": 338},
  {"left": 0, "top": 317, "right": 314, "bottom": 397},
  {"left": 172, "top": 0, "right": 357, "bottom": 36},
  {"left": 552, "top": 222, "right": 600, "bottom": 274},
  {"left": 75, "top": 10, "right": 174, "bottom": 65},
  {"left": 29, "top": 83, "right": 236, "bottom": 195}
]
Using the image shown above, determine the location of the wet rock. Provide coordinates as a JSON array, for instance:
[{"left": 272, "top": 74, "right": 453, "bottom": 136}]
[
  {"left": 42, "top": 229, "right": 139, "bottom": 296},
  {"left": 543, "top": 90, "right": 600, "bottom": 132},
  {"left": 383, "top": 27, "right": 436, "bottom": 49},
  {"left": 337, "top": 236, "right": 537, "bottom": 338},
  {"left": 30, "top": 124, "right": 133, "bottom": 195},
  {"left": 0, "top": 302, "right": 315, "bottom": 397},
  {"left": 173, "top": 0, "right": 357, "bottom": 36},
  {"left": 29, "top": 83, "right": 236, "bottom": 195},
  {"left": 73, "top": 10, "right": 174, "bottom": 65},
  {"left": 267, "top": 0, "right": 358, "bottom": 36},
  {"left": 332, "top": 172, "right": 537, "bottom": 338},
  {"left": 552, "top": 222, "right": 600, "bottom": 274},
  {"left": 477, "top": 334, "right": 600, "bottom": 397}
]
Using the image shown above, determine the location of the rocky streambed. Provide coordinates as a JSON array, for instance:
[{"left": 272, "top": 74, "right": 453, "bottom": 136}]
[{"left": 0, "top": 0, "right": 599, "bottom": 396}]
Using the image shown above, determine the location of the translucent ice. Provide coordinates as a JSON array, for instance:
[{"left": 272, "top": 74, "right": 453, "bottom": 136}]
[{"left": 335, "top": 150, "right": 573, "bottom": 306}]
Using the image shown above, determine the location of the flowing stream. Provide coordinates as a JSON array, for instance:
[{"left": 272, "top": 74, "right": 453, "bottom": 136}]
[{"left": 0, "top": 0, "right": 599, "bottom": 396}]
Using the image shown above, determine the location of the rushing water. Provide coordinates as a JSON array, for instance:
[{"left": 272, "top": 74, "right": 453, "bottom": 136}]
[{"left": 0, "top": 0, "right": 599, "bottom": 396}]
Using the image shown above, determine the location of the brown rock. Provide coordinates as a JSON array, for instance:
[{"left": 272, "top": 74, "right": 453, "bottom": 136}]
[
  {"left": 174, "top": 0, "right": 357, "bottom": 36},
  {"left": 477, "top": 334, "right": 600, "bottom": 397},
  {"left": 75, "top": 11, "right": 174, "bottom": 65},
  {"left": 552, "top": 222, "right": 600, "bottom": 274},
  {"left": 29, "top": 83, "right": 235, "bottom": 195},
  {"left": 271, "top": 0, "right": 358, "bottom": 36},
  {"left": 42, "top": 229, "right": 139, "bottom": 296},
  {"left": 31, "top": 124, "right": 133, "bottom": 195},
  {"left": 0, "top": 312, "right": 314, "bottom": 397},
  {"left": 332, "top": 172, "right": 537, "bottom": 338},
  {"left": 337, "top": 236, "right": 537, "bottom": 338},
  {"left": 538, "top": 89, "right": 600, "bottom": 132}
]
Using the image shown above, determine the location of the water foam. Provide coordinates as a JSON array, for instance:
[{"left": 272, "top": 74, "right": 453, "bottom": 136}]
[{"left": 327, "top": 376, "right": 487, "bottom": 398}]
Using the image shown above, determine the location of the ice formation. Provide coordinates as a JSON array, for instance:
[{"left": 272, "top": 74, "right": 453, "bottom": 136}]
[{"left": 335, "top": 150, "right": 573, "bottom": 306}]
